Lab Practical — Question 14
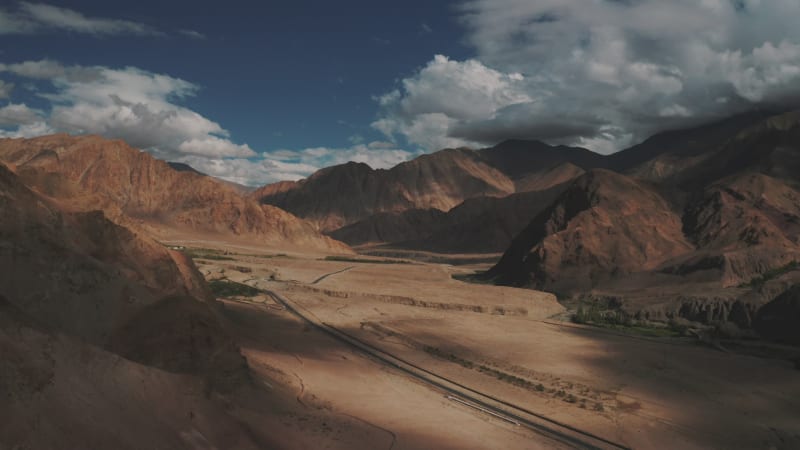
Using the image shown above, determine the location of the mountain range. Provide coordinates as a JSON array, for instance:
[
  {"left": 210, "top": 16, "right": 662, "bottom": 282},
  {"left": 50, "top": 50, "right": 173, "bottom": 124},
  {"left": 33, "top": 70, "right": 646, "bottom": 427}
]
[
  {"left": 2, "top": 108, "right": 799, "bottom": 447},
  {"left": 2, "top": 109, "right": 799, "bottom": 345},
  {"left": 253, "top": 109, "right": 800, "bottom": 334}
]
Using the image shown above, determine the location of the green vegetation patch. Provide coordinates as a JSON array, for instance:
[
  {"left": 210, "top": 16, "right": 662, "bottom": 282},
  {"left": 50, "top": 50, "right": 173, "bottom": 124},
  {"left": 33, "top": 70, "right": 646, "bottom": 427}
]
[
  {"left": 451, "top": 272, "right": 494, "bottom": 285},
  {"left": 739, "top": 261, "right": 799, "bottom": 289},
  {"left": 209, "top": 279, "right": 261, "bottom": 298},
  {"left": 572, "top": 302, "right": 685, "bottom": 338},
  {"left": 182, "top": 247, "right": 236, "bottom": 261},
  {"left": 322, "top": 255, "right": 412, "bottom": 264}
]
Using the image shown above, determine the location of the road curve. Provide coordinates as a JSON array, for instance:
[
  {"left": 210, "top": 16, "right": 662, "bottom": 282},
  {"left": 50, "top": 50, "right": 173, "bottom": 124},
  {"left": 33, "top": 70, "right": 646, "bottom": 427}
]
[{"left": 264, "top": 287, "right": 631, "bottom": 450}]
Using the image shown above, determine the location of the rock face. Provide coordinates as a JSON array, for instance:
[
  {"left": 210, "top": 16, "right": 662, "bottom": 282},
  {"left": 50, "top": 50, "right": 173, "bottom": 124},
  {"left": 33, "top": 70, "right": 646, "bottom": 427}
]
[
  {"left": 252, "top": 148, "right": 516, "bottom": 231},
  {"left": 331, "top": 180, "right": 571, "bottom": 253},
  {"left": 483, "top": 111, "right": 800, "bottom": 331},
  {"left": 0, "top": 134, "right": 348, "bottom": 253},
  {"left": 681, "top": 173, "right": 800, "bottom": 287},
  {"left": 488, "top": 170, "right": 693, "bottom": 292}
]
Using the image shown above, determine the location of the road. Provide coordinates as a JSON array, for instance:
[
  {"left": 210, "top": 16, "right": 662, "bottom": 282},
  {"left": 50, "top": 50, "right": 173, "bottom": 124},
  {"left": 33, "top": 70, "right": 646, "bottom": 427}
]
[{"left": 263, "top": 287, "right": 631, "bottom": 450}]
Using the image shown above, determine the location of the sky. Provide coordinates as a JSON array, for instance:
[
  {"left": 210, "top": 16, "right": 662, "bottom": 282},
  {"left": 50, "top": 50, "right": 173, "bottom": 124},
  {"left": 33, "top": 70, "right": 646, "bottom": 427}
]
[{"left": 2, "top": 0, "right": 800, "bottom": 186}]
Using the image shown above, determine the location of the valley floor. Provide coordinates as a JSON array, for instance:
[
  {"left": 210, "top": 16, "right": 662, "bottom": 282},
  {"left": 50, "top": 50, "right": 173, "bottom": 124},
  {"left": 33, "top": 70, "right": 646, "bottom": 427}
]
[{"left": 174, "top": 240, "right": 800, "bottom": 450}]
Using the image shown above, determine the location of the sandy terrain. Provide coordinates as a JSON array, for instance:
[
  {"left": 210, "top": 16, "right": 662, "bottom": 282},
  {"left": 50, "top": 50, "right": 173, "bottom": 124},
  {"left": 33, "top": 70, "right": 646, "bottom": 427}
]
[{"left": 177, "top": 239, "right": 800, "bottom": 450}]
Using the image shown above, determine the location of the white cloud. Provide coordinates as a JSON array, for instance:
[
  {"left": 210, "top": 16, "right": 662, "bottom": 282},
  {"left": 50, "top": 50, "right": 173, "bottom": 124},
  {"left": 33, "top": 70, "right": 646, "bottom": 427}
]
[
  {"left": 0, "top": 60, "right": 254, "bottom": 159},
  {"left": 0, "top": 120, "right": 52, "bottom": 138},
  {"left": 0, "top": 59, "right": 104, "bottom": 82},
  {"left": 0, "top": 59, "right": 413, "bottom": 186},
  {"left": 373, "top": 55, "right": 532, "bottom": 150},
  {"left": 0, "top": 103, "right": 41, "bottom": 126},
  {"left": 177, "top": 136, "right": 254, "bottom": 158},
  {"left": 179, "top": 29, "right": 206, "bottom": 40},
  {"left": 176, "top": 141, "right": 418, "bottom": 187},
  {"left": 0, "top": 2, "right": 160, "bottom": 36},
  {"left": 178, "top": 156, "right": 320, "bottom": 187},
  {"left": 375, "top": 0, "right": 800, "bottom": 153}
]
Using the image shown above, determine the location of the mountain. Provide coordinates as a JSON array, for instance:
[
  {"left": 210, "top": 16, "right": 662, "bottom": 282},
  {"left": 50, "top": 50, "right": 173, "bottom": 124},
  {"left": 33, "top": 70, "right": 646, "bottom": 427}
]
[
  {"left": 0, "top": 134, "right": 348, "bottom": 253},
  {"left": 251, "top": 148, "right": 515, "bottom": 231},
  {"left": 0, "top": 161, "right": 282, "bottom": 448},
  {"left": 678, "top": 173, "right": 800, "bottom": 287},
  {"left": 479, "top": 139, "right": 605, "bottom": 182},
  {"left": 0, "top": 161, "right": 248, "bottom": 387},
  {"left": 250, "top": 112, "right": 799, "bottom": 254},
  {"left": 330, "top": 175, "right": 573, "bottom": 253},
  {"left": 609, "top": 111, "right": 775, "bottom": 175},
  {"left": 487, "top": 169, "right": 693, "bottom": 293},
  {"left": 485, "top": 110, "right": 800, "bottom": 330}
]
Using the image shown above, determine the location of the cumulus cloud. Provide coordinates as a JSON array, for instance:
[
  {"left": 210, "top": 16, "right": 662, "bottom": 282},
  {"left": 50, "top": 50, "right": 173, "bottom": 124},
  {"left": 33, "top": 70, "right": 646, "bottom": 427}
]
[
  {"left": 0, "top": 103, "right": 41, "bottom": 126},
  {"left": 0, "top": 59, "right": 255, "bottom": 159},
  {"left": 0, "top": 2, "right": 160, "bottom": 36},
  {"left": 375, "top": 0, "right": 800, "bottom": 153}
]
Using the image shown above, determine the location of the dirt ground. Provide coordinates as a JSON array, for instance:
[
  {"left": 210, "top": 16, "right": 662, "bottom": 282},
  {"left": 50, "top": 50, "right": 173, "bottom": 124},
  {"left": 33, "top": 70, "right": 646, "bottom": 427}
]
[{"left": 172, "top": 238, "right": 800, "bottom": 450}]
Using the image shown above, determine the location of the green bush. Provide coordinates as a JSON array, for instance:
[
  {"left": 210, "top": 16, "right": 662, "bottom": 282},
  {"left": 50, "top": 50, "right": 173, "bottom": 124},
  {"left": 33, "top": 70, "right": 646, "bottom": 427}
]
[
  {"left": 209, "top": 279, "right": 260, "bottom": 298},
  {"left": 182, "top": 248, "right": 235, "bottom": 261}
]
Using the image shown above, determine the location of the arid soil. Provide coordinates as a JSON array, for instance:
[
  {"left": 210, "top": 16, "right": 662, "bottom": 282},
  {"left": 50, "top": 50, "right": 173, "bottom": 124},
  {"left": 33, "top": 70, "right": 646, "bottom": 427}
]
[{"left": 182, "top": 240, "right": 800, "bottom": 450}]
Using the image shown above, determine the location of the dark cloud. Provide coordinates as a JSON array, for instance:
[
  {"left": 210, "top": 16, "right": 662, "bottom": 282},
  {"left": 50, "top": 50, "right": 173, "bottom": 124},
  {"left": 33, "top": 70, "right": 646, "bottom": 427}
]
[{"left": 375, "top": 0, "right": 800, "bottom": 153}]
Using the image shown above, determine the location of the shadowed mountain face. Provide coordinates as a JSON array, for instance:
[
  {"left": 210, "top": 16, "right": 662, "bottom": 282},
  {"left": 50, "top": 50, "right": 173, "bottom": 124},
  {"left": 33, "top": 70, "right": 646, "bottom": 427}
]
[
  {"left": 479, "top": 139, "right": 606, "bottom": 179},
  {"left": 330, "top": 179, "right": 572, "bottom": 253},
  {"left": 251, "top": 148, "right": 516, "bottom": 231},
  {"left": 253, "top": 144, "right": 589, "bottom": 252},
  {"left": 488, "top": 169, "right": 694, "bottom": 292},
  {"left": 484, "top": 111, "right": 800, "bottom": 329},
  {"left": 0, "top": 134, "right": 348, "bottom": 253}
]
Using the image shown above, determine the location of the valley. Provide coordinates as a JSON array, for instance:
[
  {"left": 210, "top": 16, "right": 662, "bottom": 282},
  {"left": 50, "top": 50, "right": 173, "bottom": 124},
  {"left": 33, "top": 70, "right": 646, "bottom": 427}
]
[
  {"left": 2, "top": 109, "right": 800, "bottom": 450},
  {"left": 174, "top": 241, "right": 800, "bottom": 449},
  {"left": 4, "top": 4, "right": 800, "bottom": 449}
]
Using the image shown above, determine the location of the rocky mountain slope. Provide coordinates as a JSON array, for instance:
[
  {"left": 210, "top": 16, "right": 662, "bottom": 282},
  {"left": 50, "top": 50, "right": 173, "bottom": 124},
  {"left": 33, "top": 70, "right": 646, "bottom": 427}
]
[
  {"left": 251, "top": 148, "right": 516, "bottom": 231},
  {"left": 330, "top": 179, "right": 571, "bottom": 253},
  {"left": 0, "top": 162, "right": 246, "bottom": 381},
  {"left": 486, "top": 111, "right": 800, "bottom": 330},
  {"left": 488, "top": 169, "right": 694, "bottom": 292},
  {"left": 0, "top": 134, "right": 348, "bottom": 253},
  {"left": 250, "top": 109, "right": 800, "bottom": 334}
]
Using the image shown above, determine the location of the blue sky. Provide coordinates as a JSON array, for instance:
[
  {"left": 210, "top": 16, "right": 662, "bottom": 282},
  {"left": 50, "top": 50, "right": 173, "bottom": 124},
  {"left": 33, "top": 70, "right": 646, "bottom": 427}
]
[{"left": 2, "top": 1, "right": 800, "bottom": 185}]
